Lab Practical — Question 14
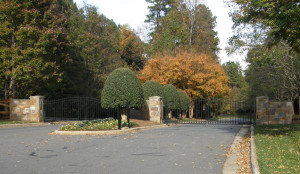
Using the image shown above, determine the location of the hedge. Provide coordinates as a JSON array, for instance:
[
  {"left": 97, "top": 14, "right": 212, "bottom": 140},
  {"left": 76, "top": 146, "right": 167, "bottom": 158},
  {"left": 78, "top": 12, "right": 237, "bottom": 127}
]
[
  {"left": 163, "top": 84, "right": 180, "bottom": 109},
  {"left": 177, "top": 90, "right": 189, "bottom": 111},
  {"left": 142, "top": 81, "right": 163, "bottom": 100},
  {"left": 101, "top": 68, "right": 144, "bottom": 108}
]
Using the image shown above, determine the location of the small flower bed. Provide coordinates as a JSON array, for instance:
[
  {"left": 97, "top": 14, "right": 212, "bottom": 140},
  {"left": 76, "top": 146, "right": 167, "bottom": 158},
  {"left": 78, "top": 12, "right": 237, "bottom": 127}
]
[{"left": 60, "top": 117, "right": 138, "bottom": 131}]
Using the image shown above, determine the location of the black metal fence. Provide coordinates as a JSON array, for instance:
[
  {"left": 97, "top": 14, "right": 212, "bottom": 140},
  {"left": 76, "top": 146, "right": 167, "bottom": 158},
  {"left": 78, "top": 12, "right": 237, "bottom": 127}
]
[
  {"left": 43, "top": 96, "right": 120, "bottom": 122},
  {"left": 163, "top": 98, "right": 255, "bottom": 125}
]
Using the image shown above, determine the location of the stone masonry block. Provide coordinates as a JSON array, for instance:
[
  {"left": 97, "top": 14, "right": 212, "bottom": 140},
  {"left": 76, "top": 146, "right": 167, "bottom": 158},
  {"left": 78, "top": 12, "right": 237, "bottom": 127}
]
[{"left": 151, "top": 107, "right": 158, "bottom": 111}]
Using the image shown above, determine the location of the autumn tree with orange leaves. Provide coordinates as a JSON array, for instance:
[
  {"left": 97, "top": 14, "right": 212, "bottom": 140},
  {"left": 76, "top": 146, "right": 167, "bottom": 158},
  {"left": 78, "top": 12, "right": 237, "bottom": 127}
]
[
  {"left": 119, "top": 25, "right": 145, "bottom": 71},
  {"left": 138, "top": 51, "right": 230, "bottom": 116}
]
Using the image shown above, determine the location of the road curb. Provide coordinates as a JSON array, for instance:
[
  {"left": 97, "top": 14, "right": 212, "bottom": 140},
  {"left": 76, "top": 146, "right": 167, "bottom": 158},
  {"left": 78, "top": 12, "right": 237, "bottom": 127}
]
[
  {"left": 251, "top": 125, "right": 261, "bottom": 174},
  {"left": 50, "top": 124, "right": 169, "bottom": 136},
  {"left": 0, "top": 121, "right": 79, "bottom": 128},
  {"left": 0, "top": 123, "right": 51, "bottom": 128}
]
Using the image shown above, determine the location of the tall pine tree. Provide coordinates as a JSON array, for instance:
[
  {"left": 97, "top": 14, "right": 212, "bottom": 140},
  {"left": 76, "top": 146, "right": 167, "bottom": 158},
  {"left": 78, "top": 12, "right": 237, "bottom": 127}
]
[{"left": 145, "top": 0, "right": 175, "bottom": 29}]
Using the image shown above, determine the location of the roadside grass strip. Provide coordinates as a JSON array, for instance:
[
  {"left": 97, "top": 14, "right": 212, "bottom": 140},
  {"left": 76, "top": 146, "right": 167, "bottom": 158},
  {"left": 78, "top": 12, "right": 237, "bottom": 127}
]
[{"left": 254, "top": 124, "right": 300, "bottom": 174}]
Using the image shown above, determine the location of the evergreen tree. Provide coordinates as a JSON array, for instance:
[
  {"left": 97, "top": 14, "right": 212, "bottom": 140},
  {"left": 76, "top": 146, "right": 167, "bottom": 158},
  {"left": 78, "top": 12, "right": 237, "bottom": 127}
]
[
  {"left": 0, "top": 0, "right": 71, "bottom": 99},
  {"left": 68, "top": 5, "right": 122, "bottom": 97},
  {"left": 222, "top": 61, "right": 243, "bottom": 89},
  {"left": 145, "top": 1, "right": 219, "bottom": 58},
  {"left": 149, "top": 8, "right": 189, "bottom": 55},
  {"left": 246, "top": 40, "right": 300, "bottom": 102},
  {"left": 145, "top": 0, "right": 175, "bottom": 29}
]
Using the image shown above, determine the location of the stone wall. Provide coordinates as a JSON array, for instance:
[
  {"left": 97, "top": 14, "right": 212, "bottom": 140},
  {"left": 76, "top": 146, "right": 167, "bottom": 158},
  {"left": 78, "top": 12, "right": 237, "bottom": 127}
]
[
  {"left": 129, "top": 96, "right": 163, "bottom": 124},
  {"left": 130, "top": 102, "right": 149, "bottom": 120},
  {"left": 256, "top": 96, "right": 293, "bottom": 124},
  {"left": 11, "top": 96, "right": 44, "bottom": 122}
]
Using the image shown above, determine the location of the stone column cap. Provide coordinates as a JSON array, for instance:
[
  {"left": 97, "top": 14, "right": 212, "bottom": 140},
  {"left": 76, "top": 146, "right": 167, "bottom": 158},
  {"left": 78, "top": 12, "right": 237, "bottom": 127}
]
[
  {"left": 256, "top": 96, "right": 269, "bottom": 99},
  {"left": 149, "top": 96, "right": 162, "bottom": 100},
  {"left": 30, "top": 96, "right": 45, "bottom": 98}
]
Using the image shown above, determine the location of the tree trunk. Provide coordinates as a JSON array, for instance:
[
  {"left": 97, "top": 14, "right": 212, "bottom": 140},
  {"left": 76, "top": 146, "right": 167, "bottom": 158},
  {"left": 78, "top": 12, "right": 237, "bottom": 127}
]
[
  {"left": 189, "top": 100, "right": 194, "bottom": 118},
  {"left": 5, "top": 33, "right": 16, "bottom": 99},
  {"left": 4, "top": 83, "right": 9, "bottom": 100},
  {"left": 168, "top": 111, "right": 172, "bottom": 119},
  {"left": 8, "top": 73, "right": 15, "bottom": 98},
  {"left": 182, "top": 111, "right": 187, "bottom": 119}
]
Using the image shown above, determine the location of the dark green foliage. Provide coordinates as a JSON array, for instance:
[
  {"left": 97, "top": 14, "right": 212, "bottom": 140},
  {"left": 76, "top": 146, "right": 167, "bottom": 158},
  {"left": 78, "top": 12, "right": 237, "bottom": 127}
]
[
  {"left": 222, "top": 61, "right": 244, "bottom": 88},
  {"left": 145, "top": 2, "right": 219, "bottom": 58},
  {"left": 177, "top": 90, "right": 189, "bottom": 111},
  {"left": 142, "top": 81, "right": 163, "bottom": 100},
  {"left": 145, "top": 0, "right": 175, "bottom": 28},
  {"left": 230, "top": 0, "right": 300, "bottom": 53},
  {"left": 0, "top": 0, "right": 71, "bottom": 99},
  {"left": 0, "top": 1, "right": 126, "bottom": 99},
  {"left": 163, "top": 84, "right": 179, "bottom": 109},
  {"left": 101, "top": 68, "right": 144, "bottom": 108},
  {"left": 150, "top": 8, "right": 189, "bottom": 55},
  {"left": 188, "top": 4, "right": 220, "bottom": 59},
  {"left": 245, "top": 40, "right": 300, "bottom": 101},
  {"left": 67, "top": 5, "right": 122, "bottom": 97}
]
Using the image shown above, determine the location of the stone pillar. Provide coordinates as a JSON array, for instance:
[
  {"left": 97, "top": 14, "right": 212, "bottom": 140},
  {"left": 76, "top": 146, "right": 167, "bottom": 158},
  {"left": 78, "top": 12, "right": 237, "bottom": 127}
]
[
  {"left": 256, "top": 96, "right": 269, "bottom": 125},
  {"left": 29, "top": 96, "right": 45, "bottom": 122},
  {"left": 256, "top": 96, "right": 293, "bottom": 125},
  {"left": 148, "top": 96, "right": 163, "bottom": 124},
  {"left": 121, "top": 111, "right": 127, "bottom": 121}
]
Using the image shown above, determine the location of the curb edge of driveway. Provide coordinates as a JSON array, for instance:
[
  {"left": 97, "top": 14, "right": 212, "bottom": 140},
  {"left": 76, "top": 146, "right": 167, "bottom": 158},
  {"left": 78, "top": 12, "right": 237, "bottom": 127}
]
[
  {"left": 0, "top": 123, "right": 53, "bottom": 128},
  {"left": 251, "top": 125, "right": 261, "bottom": 174},
  {"left": 49, "top": 124, "right": 170, "bottom": 136}
]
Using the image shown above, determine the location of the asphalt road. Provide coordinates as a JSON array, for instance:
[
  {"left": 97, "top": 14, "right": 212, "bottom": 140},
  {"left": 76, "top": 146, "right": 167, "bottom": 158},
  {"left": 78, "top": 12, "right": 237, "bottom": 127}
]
[{"left": 0, "top": 124, "right": 241, "bottom": 174}]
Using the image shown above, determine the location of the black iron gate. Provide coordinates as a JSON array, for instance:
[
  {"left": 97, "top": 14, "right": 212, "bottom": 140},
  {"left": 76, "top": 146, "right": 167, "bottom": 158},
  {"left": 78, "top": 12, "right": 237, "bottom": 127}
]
[
  {"left": 163, "top": 98, "right": 255, "bottom": 125},
  {"left": 43, "top": 96, "right": 119, "bottom": 121}
]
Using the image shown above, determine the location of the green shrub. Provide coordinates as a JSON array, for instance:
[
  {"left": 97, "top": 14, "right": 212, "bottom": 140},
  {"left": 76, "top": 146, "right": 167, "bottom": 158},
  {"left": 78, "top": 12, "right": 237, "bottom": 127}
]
[
  {"left": 177, "top": 90, "right": 189, "bottom": 111},
  {"left": 142, "top": 81, "right": 163, "bottom": 100},
  {"left": 163, "top": 84, "right": 180, "bottom": 109},
  {"left": 101, "top": 68, "right": 144, "bottom": 108},
  {"left": 59, "top": 118, "right": 139, "bottom": 131}
]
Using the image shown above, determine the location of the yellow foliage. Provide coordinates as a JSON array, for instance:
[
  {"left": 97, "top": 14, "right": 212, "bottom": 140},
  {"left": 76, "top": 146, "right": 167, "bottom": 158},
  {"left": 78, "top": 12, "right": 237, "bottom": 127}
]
[{"left": 139, "top": 51, "right": 231, "bottom": 99}]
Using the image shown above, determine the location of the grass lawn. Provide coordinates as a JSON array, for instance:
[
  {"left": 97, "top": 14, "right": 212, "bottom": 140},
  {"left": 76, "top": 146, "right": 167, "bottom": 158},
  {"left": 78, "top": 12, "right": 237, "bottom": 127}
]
[
  {"left": 255, "top": 124, "right": 300, "bottom": 174},
  {"left": 0, "top": 120, "right": 35, "bottom": 125}
]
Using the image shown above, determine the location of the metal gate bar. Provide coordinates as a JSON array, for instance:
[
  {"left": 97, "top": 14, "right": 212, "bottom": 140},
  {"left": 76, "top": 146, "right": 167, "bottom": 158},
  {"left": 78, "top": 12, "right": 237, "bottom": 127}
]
[
  {"left": 43, "top": 96, "right": 119, "bottom": 121},
  {"left": 163, "top": 98, "right": 255, "bottom": 125}
]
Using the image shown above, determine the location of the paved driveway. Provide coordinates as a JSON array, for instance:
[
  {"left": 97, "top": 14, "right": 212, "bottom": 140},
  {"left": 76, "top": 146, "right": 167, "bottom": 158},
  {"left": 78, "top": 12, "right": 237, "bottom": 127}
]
[{"left": 0, "top": 124, "right": 241, "bottom": 174}]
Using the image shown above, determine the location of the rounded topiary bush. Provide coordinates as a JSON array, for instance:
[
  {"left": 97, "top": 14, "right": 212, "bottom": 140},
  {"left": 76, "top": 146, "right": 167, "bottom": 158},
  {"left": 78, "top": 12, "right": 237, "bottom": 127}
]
[
  {"left": 101, "top": 68, "right": 144, "bottom": 108},
  {"left": 163, "top": 84, "right": 180, "bottom": 109},
  {"left": 177, "top": 90, "right": 189, "bottom": 111},
  {"left": 142, "top": 81, "right": 163, "bottom": 100}
]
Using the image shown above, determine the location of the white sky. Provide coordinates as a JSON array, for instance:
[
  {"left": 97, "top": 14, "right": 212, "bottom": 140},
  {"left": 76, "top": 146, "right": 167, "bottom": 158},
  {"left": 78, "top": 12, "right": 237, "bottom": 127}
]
[{"left": 73, "top": 0, "right": 247, "bottom": 69}]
